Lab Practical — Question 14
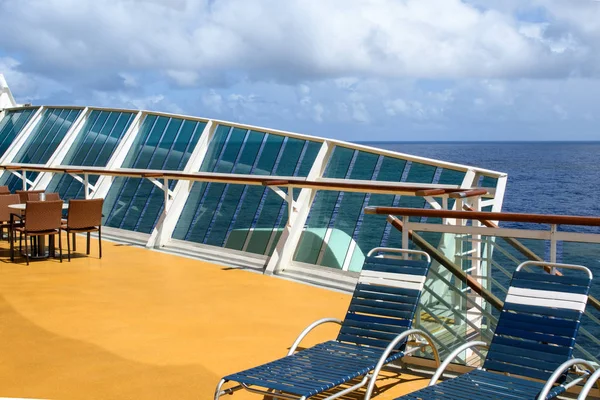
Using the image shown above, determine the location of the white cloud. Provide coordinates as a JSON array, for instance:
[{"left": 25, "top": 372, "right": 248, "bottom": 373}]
[
  {"left": 312, "top": 103, "right": 324, "bottom": 123},
  {"left": 165, "top": 70, "right": 199, "bottom": 87},
  {"left": 201, "top": 89, "right": 223, "bottom": 113},
  {"left": 1, "top": 1, "right": 600, "bottom": 140},
  {"left": 1, "top": 0, "right": 598, "bottom": 87}
]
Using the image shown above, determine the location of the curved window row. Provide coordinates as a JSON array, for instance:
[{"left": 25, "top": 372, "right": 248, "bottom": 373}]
[
  {"left": 294, "top": 145, "right": 467, "bottom": 271},
  {"left": 0, "top": 107, "right": 38, "bottom": 158},
  {"left": 2, "top": 107, "right": 83, "bottom": 191},
  {"left": 47, "top": 110, "right": 136, "bottom": 199},
  {"left": 103, "top": 114, "right": 206, "bottom": 233},
  {"left": 172, "top": 125, "right": 321, "bottom": 255}
]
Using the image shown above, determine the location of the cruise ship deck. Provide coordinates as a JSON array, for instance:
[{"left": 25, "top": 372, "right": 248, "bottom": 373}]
[{"left": 0, "top": 236, "right": 430, "bottom": 399}]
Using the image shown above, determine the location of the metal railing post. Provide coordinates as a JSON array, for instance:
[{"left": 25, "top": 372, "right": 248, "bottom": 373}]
[
  {"left": 550, "top": 224, "right": 558, "bottom": 267},
  {"left": 84, "top": 173, "right": 90, "bottom": 199}
]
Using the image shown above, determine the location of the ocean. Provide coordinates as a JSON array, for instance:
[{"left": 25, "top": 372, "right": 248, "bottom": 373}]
[{"left": 367, "top": 141, "right": 600, "bottom": 216}]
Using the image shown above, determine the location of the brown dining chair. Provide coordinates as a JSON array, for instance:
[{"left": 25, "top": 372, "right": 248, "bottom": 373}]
[
  {"left": 27, "top": 192, "right": 61, "bottom": 201},
  {"left": 0, "top": 186, "right": 9, "bottom": 195},
  {"left": 12, "top": 200, "right": 63, "bottom": 265},
  {"left": 62, "top": 199, "right": 103, "bottom": 261},
  {"left": 0, "top": 194, "right": 20, "bottom": 241},
  {"left": 16, "top": 190, "right": 44, "bottom": 203}
]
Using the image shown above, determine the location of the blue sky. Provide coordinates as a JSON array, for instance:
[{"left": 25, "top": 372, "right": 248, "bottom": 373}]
[{"left": 1, "top": 0, "right": 599, "bottom": 141}]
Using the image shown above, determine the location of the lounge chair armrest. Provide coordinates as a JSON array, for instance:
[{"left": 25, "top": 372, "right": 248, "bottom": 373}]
[
  {"left": 365, "top": 328, "right": 440, "bottom": 400},
  {"left": 287, "top": 318, "right": 343, "bottom": 356},
  {"left": 537, "top": 359, "right": 596, "bottom": 400},
  {"left": 429, "top": 341, "right": 489, "bottom": 386},
  {"left": 578, "top": 367, "right": 600, "bottom": 399}
]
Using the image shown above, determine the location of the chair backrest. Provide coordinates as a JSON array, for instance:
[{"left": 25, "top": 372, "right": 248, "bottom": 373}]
[
  {"left": 27, "top": 192, "right": 60, "bottom": 201},
  {"left": 24, "top": 200, "right": 63, "bottom": 232},
  {"left": 0, "top": 186, "right": 9, "bottom": 194},
  {"left": 337, "top": 250, "right": 432, "bottom": 351},
  {"left": 483, "top": 262, "right": 592, "bottom": 382},
  {"left": 0, "top": 194, "right": 20, "bottom": 221},
  {"left": 67, "top": 198, "right": 104, "bottom": 229},
  {"left": 16, "top": 190, "right": 44, "bottom": 203}
]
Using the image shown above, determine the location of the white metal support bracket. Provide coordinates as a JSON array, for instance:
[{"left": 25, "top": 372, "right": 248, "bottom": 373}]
[
  {"left": 425, "top": 196, "right": 443, "bottom": 210},
  {"left": 146, "top": 177, "right": 175, "bottom": 201},
  {"left": 8, "top": 169, "right": 35, "bottom": 189},
  {"left": 65, "top": 172, "right": 97, "bottom": 199},
  {"left": 267, "top": 185, "right": 299, "bottom": 224},
  {"left": 550, "top": 224, "right": 558, "bottom": 265}
]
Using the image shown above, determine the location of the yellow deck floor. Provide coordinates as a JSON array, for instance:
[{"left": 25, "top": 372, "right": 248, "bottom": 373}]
[{"left": 0, "top": 235, "right": 431, "bottom": 399}]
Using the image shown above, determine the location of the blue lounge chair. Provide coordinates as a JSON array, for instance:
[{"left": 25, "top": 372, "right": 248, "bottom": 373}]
[
  {"left": 396, "top": 261, "right": 596, "bottom": 400},
  {"left": 215, "top": 248, "right": 440, "bottom": 400}
]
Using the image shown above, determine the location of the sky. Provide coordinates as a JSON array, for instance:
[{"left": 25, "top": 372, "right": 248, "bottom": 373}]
[{"left": 1, "top": 0, "right": 599, "bottom": 141}]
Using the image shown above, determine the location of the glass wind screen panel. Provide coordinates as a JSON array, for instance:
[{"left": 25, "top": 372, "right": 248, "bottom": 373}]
[
  {"left": 103, "top": 115, "right": 205, "bottom": 233},
  {"left": 172, "top": 126, "right": 321, "bottom": 253},
  {"left": 46, "top": 110, "right": 135, "bottom": 199},
  {"left": 2, "top": 108, "right": 82, "bottom": 192},
  {"left": 438, "top": 168, "right": 465, "bottom": 186},
  {"left": 319, "top": 151, "right": 379, "bottom": 269},
  {"left": 224, "top": 134, "right": 285, "bottom": 251},
  {"left": 417, "top": 167, "right": 467, "bottom": 249},
  {"left": 244, "top": 138, "right": 310, "bottom": 255},
  {"left": 383, "top": 161, "right": 437, "bottom": 249},
  {"left": 0, "top": 107, "right": 37, "bottom": 157},
  {"left": 346, "top": 157, "right": 406, "bottom": 272},
  {"left": 295, "top": 149, "right": 441, "bottom": 271},
  {"left": 481, "top": 175, "right": 498, "bottom": 188},
  {"left": 294, "top": 146, "right": 355, "bottom": 265},
  {"left": 263, "top": 140, "right": 322, "bottom": 256}
]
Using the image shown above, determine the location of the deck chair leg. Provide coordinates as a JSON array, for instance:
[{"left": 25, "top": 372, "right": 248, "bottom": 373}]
[
  {"left": 66, "top": 230, "right": 71, "bottom": 261},
  {"left": 98, "top": 227, "right": 102, "bottom": 259},
  {"left": 49, "top": 235, "right": 55, "bottom": 258},
  {"left": 10, "top": 227, "right": 14, "bottom": 262},
  {"left": 87, "top": 232, "right": 90, "bottom": 255},
  {"left": 73, "top": 233, "right": 76, "bottom": 251},
  {"left": 214, "top": 379, "right": 244, "bottom": 400},
  {"left": 58, "top": 232, "right": 62, "bottom": 263},
  {"left": 24, "top": 234, "right": 29, "bottom": 266}
]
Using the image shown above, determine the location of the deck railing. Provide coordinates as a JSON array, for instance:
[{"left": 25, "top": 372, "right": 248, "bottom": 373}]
[{"left": 365, "top": 206, "right": 600, "bottom": 366}]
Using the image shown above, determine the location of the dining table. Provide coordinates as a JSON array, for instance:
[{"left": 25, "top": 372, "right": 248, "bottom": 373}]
[{"left": 8, "top": 202, "right": 69, "bottom": 259}]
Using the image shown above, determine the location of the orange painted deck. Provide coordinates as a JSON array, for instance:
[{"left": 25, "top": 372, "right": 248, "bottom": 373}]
[{"left": 0, "top": 236, "right": 431, "bottom": 399}]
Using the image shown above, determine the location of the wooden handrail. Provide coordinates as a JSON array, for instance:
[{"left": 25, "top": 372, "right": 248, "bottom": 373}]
[
  {"left": 449, "top": 189, "right": 488, "bottom": 199},
  {"left": 415, "top": 188, "right": 448, "bottom": 196},
  {"left": 365, "top": 207, "right": 600, "bottom": 227},
  {"left": 264, "top": 180, "right": 480, "bottom": 196},
  {"left": 1, "top": 163, "right": 496, "bottom": 197}
]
